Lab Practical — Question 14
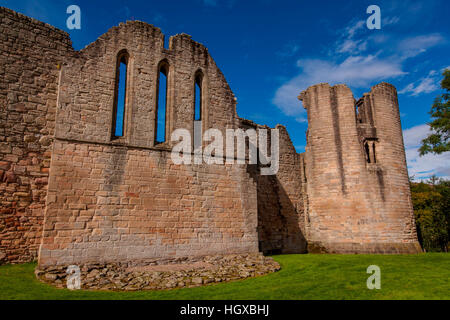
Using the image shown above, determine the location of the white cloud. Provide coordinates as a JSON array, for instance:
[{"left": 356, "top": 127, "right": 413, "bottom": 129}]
[
  {"left": 336, "top": 39, "right": 367, "bottom": 54},
  {"left": 335, "top": 20, "right": 367, "bottom": 55},
  {"left": 273, "top": 55, "right": 405, "bottom": 120},
  {"left": 403, "top": 124, "right": 430, "bottom": 148},
  {"left": 382, "top": 16, "right": 400, "bottom": 26},
  {"left": 273, "top": 13, "right": 445, "bottom": 122},
  {"left": 295, "top": 117, "right": 307, "bottom": 123},
  {"left": 399, "top": 70, "right": 440, "bottom": 96},
  {"left": 403, "top": 124, "right": 450, "bottom": 180},
  {"left": 346, "top": 20, "right": 365, "bottom": 38},
  {"left": 397, "top": 34, "right": 444, "bottom": 59}
]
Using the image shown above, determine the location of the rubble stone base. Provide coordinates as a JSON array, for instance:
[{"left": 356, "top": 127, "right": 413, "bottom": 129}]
[{"left": 35, "top": 253, "right": 281, "bottom": 291}]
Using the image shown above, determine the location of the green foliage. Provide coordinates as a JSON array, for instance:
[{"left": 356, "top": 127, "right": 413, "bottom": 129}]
[
  {"left": 410, "top": 178, "right": 450, "bottom": 252},
  {"left": 419, "top": 69, "right": 450, "bottom": 156},
  {"left": 1, "top": 254, "right": 449, "bottom": 300}
]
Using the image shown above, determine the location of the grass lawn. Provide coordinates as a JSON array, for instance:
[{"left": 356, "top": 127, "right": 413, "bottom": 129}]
[{"left": 0, "top": 253, "right": 448, "bottom": 300}]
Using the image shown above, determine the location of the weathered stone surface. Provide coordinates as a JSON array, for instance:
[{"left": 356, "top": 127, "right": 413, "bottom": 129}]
[
  {"left": 299, "top": 83, "right": 421, "bottom": 253},
  {"left": 35, "top": 254, "right": 280, "bottom": 291},
  {"left": 0, "top": 7, "right": 72, "bottom": 264},
  {"left": 0, "top": 6, "right": 421, "bottom": 267},
  {"left": 38, "top": 136, "right": 52, "bottom": 146}
]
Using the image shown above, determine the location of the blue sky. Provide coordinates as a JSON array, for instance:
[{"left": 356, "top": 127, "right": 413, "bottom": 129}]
[{"left": 3, "top": 0, "right": 449, "bottom": 179}]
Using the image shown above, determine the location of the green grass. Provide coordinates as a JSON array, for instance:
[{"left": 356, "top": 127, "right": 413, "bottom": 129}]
[{"left": 0, "top": 254, "right": 449, "bottom": 300}]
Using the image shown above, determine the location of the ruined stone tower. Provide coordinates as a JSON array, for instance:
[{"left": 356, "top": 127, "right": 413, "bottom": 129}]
[
  {"left": 299, "top": 84, "right": 421, "bottom": 253},
  {"left": 0, "top": 7, "right": 421, "bottom": 266}
]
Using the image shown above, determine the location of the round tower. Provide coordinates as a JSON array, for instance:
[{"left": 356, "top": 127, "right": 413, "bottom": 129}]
[
  {"left": 369, "top": 83, "right": 421, "bottom": 251},
  {"left": 300, "top": 82, "right": 422, "bottom": 254}
]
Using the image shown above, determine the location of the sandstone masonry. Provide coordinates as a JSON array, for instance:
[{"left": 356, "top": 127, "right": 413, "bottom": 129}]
[{"left": 0, "top": 7, "right": 421, "bottom": 266}]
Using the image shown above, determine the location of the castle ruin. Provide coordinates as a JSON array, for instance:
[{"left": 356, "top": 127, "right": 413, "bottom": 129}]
[{"left": 0, "top": 7, "right": 422, "bottom": 267}]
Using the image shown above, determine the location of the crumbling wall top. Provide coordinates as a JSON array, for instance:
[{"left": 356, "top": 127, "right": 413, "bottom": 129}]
[{"left": 0, "top": 6, "right": 73, "bottom": 47}]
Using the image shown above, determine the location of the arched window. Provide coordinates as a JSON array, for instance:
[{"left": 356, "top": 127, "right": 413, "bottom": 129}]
[
  {"left": 372, "top": 142, "right": 377, "bottom": 163},
  {"left": 364, "top": 140, "right": 377, "bottom": 164},
  {"left": 112, "top": 51, "right": 129, "bottom": 139},
  {"left": 194, "top": 71, "right": 203, "bottom": 121},
  {"left": 156, "top": 61, "right": 169, "bottom": 144},
  {"left": 193, "top": 71, "right": 204, "bottom": 154},
  {"left": 364, "top": 142, "right": 371, "bottom": 163}
]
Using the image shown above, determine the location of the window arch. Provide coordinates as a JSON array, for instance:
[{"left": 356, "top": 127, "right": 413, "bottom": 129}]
[
  {"left": 364, "top": 142, "right": 371, "bottom": 163},
  {"left": 364, "top": 140, "right": 377, "bottom": 164},
  {"left": 194, "top": 70, "right": 203, "bottom": 121},
  {"left": 193, "top": 70, "right": 205, "bottom": 154},
  {"left": 112, "top": 50, "right": 129, "bottom": 139},
  {"left": 156, "top": 60, "right": 169, "bottom": 144},
  {"left": 372, "top": 142, "right": 377, "bottom": 163}
]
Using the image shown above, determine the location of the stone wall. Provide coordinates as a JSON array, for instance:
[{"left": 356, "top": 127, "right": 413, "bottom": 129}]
[
  {"left": 39, "top": 140, "right": 258, "bottom": 266},
  {"left": 55, "top": 21, "right": 237, "bottom": 149},
  {"left": 0, "top": 7, "right": 421, "bottom": 265},
  {"left": 38, "top": 19, "right": 262, "bottom": 267},
  {"left": 299, "top": 83, "right": 421, "bottom": 253},
  {"left": 0, "top": 7, "right": 73, "bottom": 263},
  {"left": 252, "top": 124, "right": 307, "bottom": 254}
]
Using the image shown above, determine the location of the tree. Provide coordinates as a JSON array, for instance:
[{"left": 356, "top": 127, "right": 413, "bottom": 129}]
[
  {"left": 410, "top": 179, "right": 449, "bottom": 252},
  {"left": 419, "top": 69, "right": 450, "bottom": 156},
  {"left": 428, "top": 175, "right": 440, "bottom": 186}
]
